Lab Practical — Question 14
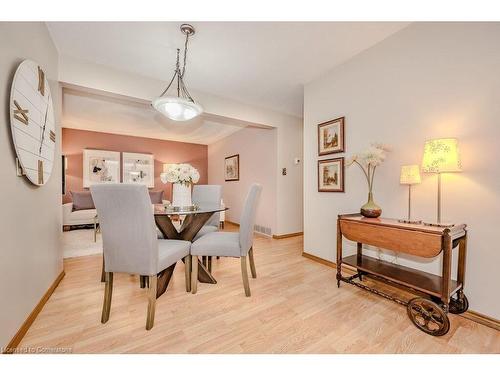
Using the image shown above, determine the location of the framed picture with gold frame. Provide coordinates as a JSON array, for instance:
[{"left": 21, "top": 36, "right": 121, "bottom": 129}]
[
  {"left": 318, "top": 157, "right": 344, "bottom": 192},
  {"left": 318, "top": 117, "right": 345, "bottom": 156}
]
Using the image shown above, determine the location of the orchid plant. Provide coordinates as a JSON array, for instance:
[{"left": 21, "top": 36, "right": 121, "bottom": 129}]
[
  {"left": 346, "top": 143, "right": 391, "bottom": 194},
  {"left": 160, "top": 163, "right": 200, "bottom": 186}
]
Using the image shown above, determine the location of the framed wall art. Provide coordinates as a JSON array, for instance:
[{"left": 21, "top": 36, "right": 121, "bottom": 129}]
[
  {"left": 318, "top": 157, "right": 344, "bottom": 192},
  {"left": 122, "top": 152, "right": 155, "bottom": 188},
  {"left": 224, "top": 154, "right": 240, "bottom": 182},
  {"left": 318, "top": 117, "right": 345, "bottom": 156},
  {"left": 83, "top": 149, "right": 120, "bottom": 188}
]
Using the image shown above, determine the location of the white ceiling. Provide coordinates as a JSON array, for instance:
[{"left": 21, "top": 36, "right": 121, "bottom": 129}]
[
  {"left": 62, "top": 88, "right": 246, "bottom": 145},
  {"left": 48, "top": 22, "right": 409, "bottom": 117}
]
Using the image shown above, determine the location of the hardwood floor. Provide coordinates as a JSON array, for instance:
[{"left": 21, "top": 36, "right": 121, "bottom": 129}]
[{"left": 19, "top": 224, "right": 500, "bottom": 353}]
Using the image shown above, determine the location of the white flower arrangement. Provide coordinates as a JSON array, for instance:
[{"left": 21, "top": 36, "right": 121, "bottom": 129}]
[
  {"left": 346, "top": 143, "right": 391, "bottom": 192},
  {"left": 160, "top": 163, "right": 200, "bottom": 186}
]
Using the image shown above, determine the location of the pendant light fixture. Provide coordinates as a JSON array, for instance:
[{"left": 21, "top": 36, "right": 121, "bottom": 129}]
[{"left": 152, "top": 24, "right": 203, "bottom": 121}]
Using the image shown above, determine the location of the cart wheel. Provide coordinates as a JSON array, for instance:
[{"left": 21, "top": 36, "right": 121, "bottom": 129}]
[
  {"left": 449, "top": 294, "right": 469, "bottom": 314},
  {"left": 407, "top": 297, "right": 450, "bottom": 336}
]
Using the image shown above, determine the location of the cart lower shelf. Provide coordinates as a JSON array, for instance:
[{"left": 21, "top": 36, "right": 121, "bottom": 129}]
[{"left": 342, "top": 254, "right": 462, "bottom": 298}]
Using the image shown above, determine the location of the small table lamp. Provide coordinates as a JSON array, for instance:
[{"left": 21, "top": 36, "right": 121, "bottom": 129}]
[
  {"left": 421, "top": 138, "right": 462, "bottom": 227},
  {"left": 398, "top": 165, "right": 421, "bottom": 224}
]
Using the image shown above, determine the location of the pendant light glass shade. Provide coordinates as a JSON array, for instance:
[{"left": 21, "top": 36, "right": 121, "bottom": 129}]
[{"left": 152, "top": 96, "right": 203, "bottom": 121}]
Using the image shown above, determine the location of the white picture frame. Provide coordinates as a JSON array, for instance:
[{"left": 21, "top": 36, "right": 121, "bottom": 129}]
[
  {"left": 83, "top": 149, "right": 121, "bottom": 188},
  {"left": 122, "top": 152, "right": 155, "bottom": 188}
]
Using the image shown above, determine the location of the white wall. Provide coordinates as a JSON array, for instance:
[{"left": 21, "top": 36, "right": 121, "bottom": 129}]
[
  {"left": 208, "top": 127, "right": 277, "bottom": 234},
  {"left": 0, "top": 22, "right": 63, "bottom": 347},
  {"left": 304, "top": 22, "right": 500, "bottom": 319},
  {"left": 276, "top": 121, "right": 303, "bottom": 235}
]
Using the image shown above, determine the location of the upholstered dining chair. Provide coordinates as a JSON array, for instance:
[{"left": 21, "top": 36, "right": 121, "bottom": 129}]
[
  {"left": 192, "top": 185, "right": 222, "bottom": 241},
  {"left": 91, "top": 184, "right": 191, "bottom": 330},
  {"left": 190, "top": 183, "right": 262, "bottom": 297}
]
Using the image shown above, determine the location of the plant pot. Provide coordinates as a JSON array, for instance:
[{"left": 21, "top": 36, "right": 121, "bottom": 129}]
[
  {"left": 172, "top": 182, "right": 192, "bottom": 208},
  {"left": 360, "top": 192, "right": 382, "bottom": 218}
]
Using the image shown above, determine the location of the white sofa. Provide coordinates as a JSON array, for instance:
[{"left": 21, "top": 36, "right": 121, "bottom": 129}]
[{"left": 62, "top": 202, "right": 98, "bottom": 229}]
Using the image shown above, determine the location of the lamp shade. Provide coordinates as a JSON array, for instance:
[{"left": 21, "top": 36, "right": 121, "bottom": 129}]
[
  {"left": 400, "top": 165, "right": 421, "bottom": 185},
  {"left": 422, "top": 138, "right": 462, "bottom": 173}
]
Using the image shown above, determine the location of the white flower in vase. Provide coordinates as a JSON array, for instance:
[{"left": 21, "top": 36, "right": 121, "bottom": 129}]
[
  {"left": 160, "top": 163, "right": 200, "bottom": 207},
  {"left": 190, "top": 168, "right": 200, "bottom": 184},
  {"left": 347, "top": 143, "right": 391, "bottom": 218}
]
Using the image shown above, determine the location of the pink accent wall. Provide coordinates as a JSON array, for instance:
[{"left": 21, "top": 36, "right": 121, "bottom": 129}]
[{"left": 62, "top": 128, "right": 208, "bottom": 203}]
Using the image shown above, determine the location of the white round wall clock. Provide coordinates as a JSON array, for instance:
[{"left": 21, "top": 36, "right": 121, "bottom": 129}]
[{"left": 9, "top": 59, "right": 56, "bottom": 186}]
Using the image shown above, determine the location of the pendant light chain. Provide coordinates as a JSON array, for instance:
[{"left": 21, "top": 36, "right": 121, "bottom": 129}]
[
  {"left": 158, "top": 27, "right": 194, "bottom": 102},
  {"left": 181, "top": 31, "right": 189, "bottom": 78}
]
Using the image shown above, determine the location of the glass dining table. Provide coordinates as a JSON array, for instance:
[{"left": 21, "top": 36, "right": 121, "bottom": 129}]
[{"left": 153, "top": 204, "right": 228, "bottom": 297}]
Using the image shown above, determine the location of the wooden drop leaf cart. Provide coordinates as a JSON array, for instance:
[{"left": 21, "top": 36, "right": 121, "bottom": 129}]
[{"left": 336, "top": 214, "right": 468, "bottom": 336}]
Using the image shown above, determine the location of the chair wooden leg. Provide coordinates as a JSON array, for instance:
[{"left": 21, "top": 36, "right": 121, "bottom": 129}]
[
  {"left": 146, "top": 275, "right": 157, "bottom": 330},
  {"left": 94, "top": 218, "right": 97, "bottom": 242},
  {"left": 185, "top": 255, "right": 192, "bottom": 292},
  {"left": 140, "top": 275, "right": 147, "bottom": 288},
  {"left": 191, "top": 256, "right": 198, "bottom": 294},
  {"left": 208, "top": 256, "right": 212, "bottom": 273},
  {"left": 248, "top": 247, "right": 257, "bottom": 279},
  {"left": 100, "top": 256, "right": 106, "bottom": 282},
  {"left": 240, "top": 256, "right": 251, "bottom": 297},
  {"left": 101, "top": 272, "right": 113, "bottom": 323}
]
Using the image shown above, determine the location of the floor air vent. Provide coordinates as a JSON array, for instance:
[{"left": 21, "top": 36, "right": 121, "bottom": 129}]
[{"left": 254, "top": 224, "right": 272, "bottom": 236}]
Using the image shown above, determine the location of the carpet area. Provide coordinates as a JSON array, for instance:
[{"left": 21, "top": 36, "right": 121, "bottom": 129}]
[{"left": 63, "top": 228, "right": 102, "bottom": 259}]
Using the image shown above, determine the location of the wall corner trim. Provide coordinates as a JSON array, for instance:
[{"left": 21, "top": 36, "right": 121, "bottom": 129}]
[
  {"left": 301, "top": 252, "right": 500, "bottom": 332},
  {"left": 462, "top": 310, "right": 500, "bottom": 331},
  {"left": 302, "top": 251, "right": 336, "bottom": 268},
  {"left": 3, "top": 270, "right": 65, "bottom": 354},
  {"left": 272, "top": 232, "right": 303, "bottom": 239}
]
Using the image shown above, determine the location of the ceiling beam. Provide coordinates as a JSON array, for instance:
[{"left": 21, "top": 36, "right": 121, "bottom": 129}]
[{"left": 58, "top": 55, "right": 302, "bottom": 130}]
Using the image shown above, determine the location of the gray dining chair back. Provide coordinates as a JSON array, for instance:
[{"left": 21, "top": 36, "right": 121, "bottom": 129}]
[
  {"left": 90, "top": 183, "right": 192, "bottom": 330},
  {"left": 192, "top": 185, "right": 222, "bottom": 226},
  {"left": 239, "top": 183, "right": 262, "bottom": 256},
  {"left": 90, "top": 184, "right": 158, "bottom": 276}
]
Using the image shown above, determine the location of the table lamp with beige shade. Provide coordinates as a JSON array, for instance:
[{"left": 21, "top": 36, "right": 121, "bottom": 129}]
[
  {"left": 398, "top": 164, "right": 421, "bottom": 224},
  {"left": 421, "top": 138, "right": 462, "bottom": 227}
]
